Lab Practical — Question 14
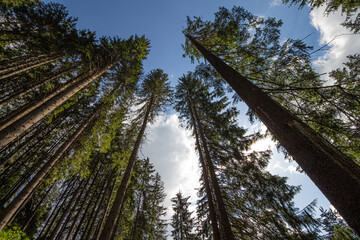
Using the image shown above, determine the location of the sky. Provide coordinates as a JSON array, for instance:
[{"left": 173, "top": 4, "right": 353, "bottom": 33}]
[{"left": 47, "top": 0, "right": 360, "bottom": 236}]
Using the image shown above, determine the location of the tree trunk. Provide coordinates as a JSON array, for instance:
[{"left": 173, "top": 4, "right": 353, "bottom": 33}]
[
  {"left": 193, "top": 105, "right": 234, "bottom": 240},
  {"left": 95, "top": 172, "right": 120, "bottom": 240},
  {"left": 0, "top": 61, "right": 116, "bottom": 149},
  {"left": 0, "top": 70, "right": 91, "bottom": 132},
  {"left": 21, "top": 183, "right": 55, "bottom": 231},
  {"left": 0, "top": 65, "right": 76, "bottom": 107},
  {"left": 77, "top": 176, "right": 108, "bottom": 240},
  {"left": 0, "top": 55, "right": 62, "bottom": 80},
  {"left": 0, "top": 53, "right": 49, "bottom": 72},
  {"left": 186, "top": 35, "right": 360, "bottom": 235},
  {"left": 49, "top": 178, "right": 90, "bottom": 240},
  {"left": 99, "top": 95, "right": 154, "bottom": 240},
  {"left": 64, "top": 171, "right": 99, "bottom": 240},
  {"left": 0, "top": 104, "right": 102, "bottom": 231},
  {"left": 189, "top": 102, "right": 221, "bottom": 240},
  {"left": 38, "top": 178, "right": 78, "bottom": 239}
]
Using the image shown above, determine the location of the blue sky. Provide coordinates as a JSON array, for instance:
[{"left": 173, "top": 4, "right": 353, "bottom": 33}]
[{"left": 47, "top": 0, "right": 360, "bottom": 235}]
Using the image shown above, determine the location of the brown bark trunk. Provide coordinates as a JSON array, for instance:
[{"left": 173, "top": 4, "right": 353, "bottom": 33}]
[
  {"left": 0, "top": 61, "right": 116, "bottom": 149},
  {"left": 77, "top": 176, "right": 108, "bottom": 240},
  {"left": 21, "top": 183, "right": 55, "bottom": 231},
  {"left": 193, "top": 105, "right": 234, "bottom": 240},
  {"left": 186, "top": 35, "right": 360, "bottom": 235},
  {"left": 64, "top": 171, "right": 99, "bottom": 240},
  {"left": 0, "top": 104, "right": 102, "bottom": 231},
  {"left": 95, "top": 172, "right": 120, "bottom": 240},
  {"left": 38, "top": 177, "right": 78, "bottom": 238},
  {"left": 0, "top": 53, "right": 49, "bottom": 71},
  {"left": 0, "top": 65, "right": 76, "bottom": 107},
  {"left": 0, "top": 55, "right": 62, "bottom": 80},
  {"left": 189, "top": 102, "right": 221, "bottom": 240},
  {"left": 49, "top": 178, "right": 90, "bottom": 240},
  {"left": 99, "top": 95, "right": 154, "bottom": 240},
  {"left": 0, "top": 70, "right": 90, "bottom": 132}
]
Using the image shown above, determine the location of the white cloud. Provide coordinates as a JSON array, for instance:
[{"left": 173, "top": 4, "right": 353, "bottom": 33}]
[
  {"left": 310, "top": 6, "right": 360, "bottom": 76},
  {"left": 141, "top": 114, "right": 200, "bottom": 225},
  {"left": 269, "top": 0, "right": 282, "bottom": 7}
]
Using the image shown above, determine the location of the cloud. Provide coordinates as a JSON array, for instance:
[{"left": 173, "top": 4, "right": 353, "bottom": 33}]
[
  {"left": 310, "top": 6, "right": 360, "bottom": 76},
  {"left": 269, "top": 0, "right": 282, "bottom": 7},
  {"left": 141, "top": 114, "right": 200, "bottom": 223}
]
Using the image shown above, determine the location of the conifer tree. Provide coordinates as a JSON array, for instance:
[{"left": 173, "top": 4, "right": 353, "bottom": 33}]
[
  {"left": 99, "top": 69, "right": 172, "bottom": 240},
  {"left": 171, "top": 191, "right": 195, "bottom": 240}
]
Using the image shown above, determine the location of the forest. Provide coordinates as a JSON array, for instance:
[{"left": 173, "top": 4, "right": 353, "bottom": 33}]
[{"left": 0, "top": 0, "right": 359, "bottom": 239}]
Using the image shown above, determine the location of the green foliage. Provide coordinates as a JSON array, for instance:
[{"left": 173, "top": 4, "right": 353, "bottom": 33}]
[
  {"left": 282, "top": 0, "right": 360, "bottom": 33},
  {"left": 182, "top": 5, "right": 359, "bottom": 163},
  {"left": 171, "top": 192, "right": 196, "bottom": 240},
  {"left": 0, "top": 226, "right": 29, "bottom": 240},
  {"left": 175, "top": 72, "right": 321, "bottom": 239}
]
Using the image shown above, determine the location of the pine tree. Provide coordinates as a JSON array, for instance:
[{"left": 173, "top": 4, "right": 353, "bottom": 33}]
[
  {"left": 99, "top": 69, "right": 172, "bottom": 240},
  {"left": 175, "top": 72, "right": 321, "bottom": 239},
  {"left": 171, "top": 191, "right": 195, "bottom": 240}
]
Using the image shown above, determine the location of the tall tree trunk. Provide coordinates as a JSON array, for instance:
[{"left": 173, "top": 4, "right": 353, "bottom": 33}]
[
  {"left": 77, "top": 176, "right": 108, "bottom": 240},
  {"left": 0, "top": 65, "right": 76, "bottom": 107},
  {"left": 49, "top": 178, "right": 90, "bottom": 240},
  {"left": 189, "top": 102, "right": 221, "bottom": 240},
  {"left": 0, "top": 70, "right": 91, "bottom": 132},
  {"left": 0, "top": 104, "right": 102, "bottom": 231},
  {"left": 0, "top": 55, "right": 62, "bottom": 80},
  {"left": 0, "top": 60, "right": 116, "bottom": 149},
  {"left": 64, "top": 171, "right": 99, "bottom": 240},
  {"left": 99, "top": 95, "right": 154, "bottom": 240},
  {"left": 21, "top": 183, "right": 55, "bottom": 231},
  {"left": 95, "top": 172, "right": 119, "bottom": 240},
  {"left": 0, "top": 53, "right": 50, "bottom": 73},
  {"left": 186, "top": 35, "right": 360, "bottom": 235},
  {"left": 38, "top": 178, "right": 78, "bottom": 239},
  {"left": 193, "top": 105, "right": 235, "bottom": 240}
]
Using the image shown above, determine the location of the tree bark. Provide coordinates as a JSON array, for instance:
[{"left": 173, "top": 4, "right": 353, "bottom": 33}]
[
  {"left": 38, "top": 178, "right": 78, "bottom": 239},
  {"left": 0, "top": 55, "right": 62, "bottom": 80},
  {"left": 21, "top": 183, "right": 55, "bottom": 231},
  {"left": 0, "top": 104, "right": 102, "bottom": 231},
  {"left": 99, "top": 95, "right": 154, "bottom": 240},
  {"left": 193, "top": 105, "right": 235, "bottom": 240},
  {"left": 186, "top": 35, "right": 360, "bottom": 235},
  {"left": 0, "top": 61, "right": 116, "bottom": 149},
  {"left": 0, "top": 65, "right": 76, "bottom": 107},
  {"left": 0, "top": 53, "right": 49, "bottom": 73},
  {"left": 95, "top": 172, "right": 120, "bottom": 240}
]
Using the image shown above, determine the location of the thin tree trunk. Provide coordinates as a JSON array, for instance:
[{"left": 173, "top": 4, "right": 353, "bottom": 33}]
[
  {"left": 21, "top": 183, "right": 56, "bottom": 231},
  {"left": 189, "top": 102, "right": 221, "bottom": 240},
  {"left": 186, "top": 35, "right": 360, "bottom": 235},
  {"left": 0, "top": 65, "right": 76, "bottom": 107},
  {"left": 99, "top": 95, "right": 154, "bottom": 240},
  {"left": 0, "top": 103, "right": 102, "bottom": 231},
  {"left": 49, "top": 178, "right": 90, "bottom": 240},
  {"left": 38, "top": 178, "right": 78, "bottom": 239},
  {"left": 0, "top": 70, "right": 90, "bottom": 132},
  {"left": 0, "top": 53, "right": 49, "bottom": 71},
  {"left": 0, "top": 55, "right": 62, "bottom": 80},
  {"left": 64, "top": 170, "right": 100, "bottom": 240},
  {"left": 77, "top": 176, "right": 108, "bottom": 240},
  {"left": 0, "top": 60, "right": 117, "bottom": 149},
  {"left": 95, "top": 172, "right": 120, "bottom": 240}
]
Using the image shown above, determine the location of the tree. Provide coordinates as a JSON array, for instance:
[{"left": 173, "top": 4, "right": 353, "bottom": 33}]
[
  {"left": 175, "top": 72, "right": 321, "bottom": 239},
  {"left": 99, "top": 69, "right": 172, "bottom": 240},
  {"left": 171, "top": 191, "right": 195, "bottom": 240},
  {"left": 182, "top": 6, "right": 360, "bottom": 234},
  {"left": 282, "top": 0, "right": 360, "bottom": 33}
]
